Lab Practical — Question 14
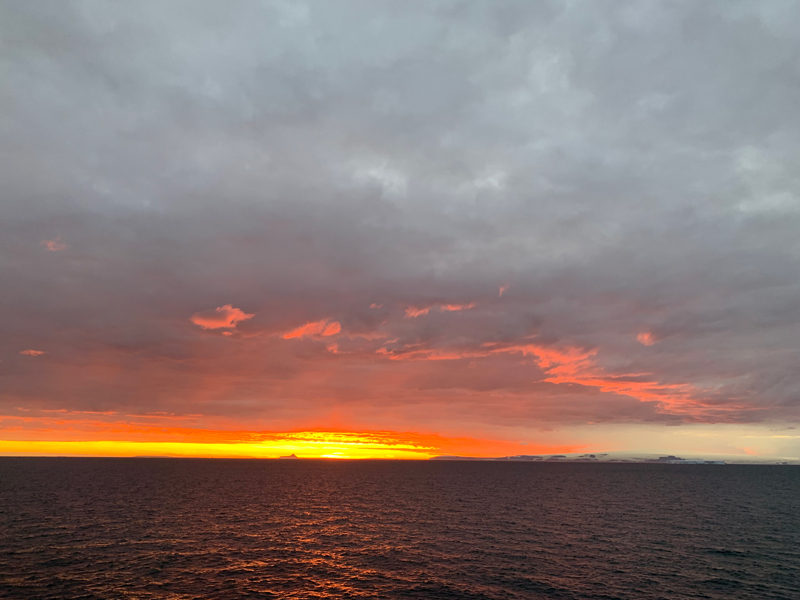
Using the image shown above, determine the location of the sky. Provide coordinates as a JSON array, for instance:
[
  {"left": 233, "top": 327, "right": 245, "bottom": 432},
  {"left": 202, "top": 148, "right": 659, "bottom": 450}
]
[{"left": 2, "top": 0, "right": 800, "bottom": 459}]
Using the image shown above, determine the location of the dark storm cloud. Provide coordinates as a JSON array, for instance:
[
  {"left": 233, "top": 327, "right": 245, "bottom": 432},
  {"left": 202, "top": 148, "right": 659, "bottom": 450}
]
[{"left": 1, "top": 0, "right": 799, "bottom": 427}]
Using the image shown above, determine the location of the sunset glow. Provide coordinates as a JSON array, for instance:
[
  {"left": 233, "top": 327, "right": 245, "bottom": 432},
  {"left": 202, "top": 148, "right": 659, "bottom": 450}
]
[
  {"left": 0, "top": 425, "right": 581, "bottom": 460},
  {"left": 2, "top": 0, "right": 799, "bottom": 462}
]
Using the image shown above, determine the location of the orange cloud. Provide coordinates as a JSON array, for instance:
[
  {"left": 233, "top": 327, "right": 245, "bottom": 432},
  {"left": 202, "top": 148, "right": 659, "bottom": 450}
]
[
  {"left": 20, "top": 349, "right": 47, "bottom": 356},
  {"left": 282, "top": 319, "right": 341, "bottom": 339},
  {"left": 499, "top": 285, "right": 509, "bottom": 297},
  {"left": 41, "top": 238, "right": 68, "bottom": 251},
  {"left": 405, "top": 303, "right": 476, "bottom": 318},
  {"left": 378, "top": 339, "right": 697, "bottom": 414},
  {"left": 637, "top": 332, "right": 655, "bottom": 346},
  {"left": 440, "top": 302, "right": 476, "bottom": 312},
  {"left": 190, "top": 305, "right": 254, "bottom": 329},
  {"left": 489, "top": 342, "right": 696, "bottom": 413}
]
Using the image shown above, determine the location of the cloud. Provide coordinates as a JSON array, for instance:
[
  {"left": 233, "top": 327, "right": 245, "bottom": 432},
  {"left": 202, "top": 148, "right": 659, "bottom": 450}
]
[
  {"left": 282, "top": 319, "right": 341, "bottom": 339},
  {"left": 440, "top": 303, "right": 476, "bottom": 312},
  {"left": 405, "top": 303, "right": 476, "bottom": 318},
  {"left": 41, "top": 238, "right": 68, "bottom": 251},
  {"left": 637, "top": 332, "right": 655, "bottom": 346},
  {"left": 20, "top": 350, "right": 47, "bottom": 356},
  {"left": 1, "top": 1, "right": 799, "bottom": 451},
  {"left": 190, "top": 305, "right": 254, "bottom": 330},
  {"left": 376, "top": 338, "right": 695, "bottom": 413}
]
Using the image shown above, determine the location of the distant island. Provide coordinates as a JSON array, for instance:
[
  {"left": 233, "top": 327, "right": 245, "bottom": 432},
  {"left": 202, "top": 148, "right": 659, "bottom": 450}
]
[{"left": 430, "top": 453, "right": 728, "bottom": 464}]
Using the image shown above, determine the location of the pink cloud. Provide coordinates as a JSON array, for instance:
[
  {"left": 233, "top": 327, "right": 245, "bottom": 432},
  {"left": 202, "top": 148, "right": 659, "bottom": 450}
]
[
  {"left": 282, "top": 319, "right": 341, "bottom": 339},
  {"left": 405, "top": 306, "right": 431, "bottom": 318},
  {"left": 190, "top": 305, "right": 255, "bottom": 330},
  {"left": 20, "top": 349, "right": 47, "bottom": 356},
  {"left": 41, "top": 238, "right": 68, "bottom": 252},
  {"left": 637, "top": 332, "right": 655, "bottom": 346},
  {"left": 499, "top": 285, "right": 509, "bottom": 297}
]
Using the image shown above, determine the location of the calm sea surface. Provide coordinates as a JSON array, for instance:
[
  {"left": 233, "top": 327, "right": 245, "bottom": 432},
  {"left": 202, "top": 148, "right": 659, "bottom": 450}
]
[{"left": 1, "top": 458, "right": 798, "bottom": 599}]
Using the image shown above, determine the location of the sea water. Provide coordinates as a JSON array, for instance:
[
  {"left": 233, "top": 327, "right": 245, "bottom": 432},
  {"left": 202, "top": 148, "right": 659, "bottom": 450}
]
[{"left": 1, "top": 458, "right": 798, "bottom": 599}]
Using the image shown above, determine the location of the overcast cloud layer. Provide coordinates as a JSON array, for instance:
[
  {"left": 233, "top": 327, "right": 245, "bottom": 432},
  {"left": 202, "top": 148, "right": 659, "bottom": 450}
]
[{"left": 2, "top": 1, "right": 799, "bottom": 445}]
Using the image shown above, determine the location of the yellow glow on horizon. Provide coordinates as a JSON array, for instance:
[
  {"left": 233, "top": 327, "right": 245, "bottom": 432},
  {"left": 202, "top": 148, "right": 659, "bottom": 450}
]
[
  {"left": 0, "top": 420, "right": 585, "bottom": 459},
  {"left": 0, "top": 431, "right": 450, "bottom": 459},
  {"left": 0, "top": 436, "right": 439, "bottom": 459}
]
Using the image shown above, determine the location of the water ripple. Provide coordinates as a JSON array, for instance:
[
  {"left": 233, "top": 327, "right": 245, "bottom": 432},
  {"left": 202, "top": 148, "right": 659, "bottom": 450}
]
[{"left": 1, "top": 459, "right": 798, "bottom": 599}]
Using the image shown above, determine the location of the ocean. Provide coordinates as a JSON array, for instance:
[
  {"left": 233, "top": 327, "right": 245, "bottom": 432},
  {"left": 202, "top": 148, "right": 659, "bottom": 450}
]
[{"left": 1, "top": 458, "right": 798, "bottom": 599}]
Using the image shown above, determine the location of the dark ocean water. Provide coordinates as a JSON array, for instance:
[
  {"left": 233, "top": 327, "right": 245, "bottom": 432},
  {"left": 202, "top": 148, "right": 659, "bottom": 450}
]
[{"left": 1, "top": 459, "right": 798, "bottom": 600}]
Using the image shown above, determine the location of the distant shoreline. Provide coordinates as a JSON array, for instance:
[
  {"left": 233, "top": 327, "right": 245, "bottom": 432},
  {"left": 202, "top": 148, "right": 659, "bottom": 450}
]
[{"left": 0, "top": 454, "right": 797, "bottom": 465}]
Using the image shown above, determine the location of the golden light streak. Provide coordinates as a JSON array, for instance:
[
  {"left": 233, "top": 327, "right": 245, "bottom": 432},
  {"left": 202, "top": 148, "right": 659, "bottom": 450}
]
[{"left": 0, "top": 439, "right": 433, "bottom": 459}]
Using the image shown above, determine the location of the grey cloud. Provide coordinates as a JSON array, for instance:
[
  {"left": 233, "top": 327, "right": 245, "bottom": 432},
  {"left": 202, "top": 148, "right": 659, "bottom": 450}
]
[{"left": 1, "top": 0, "right": 799, "bottom": 428}]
